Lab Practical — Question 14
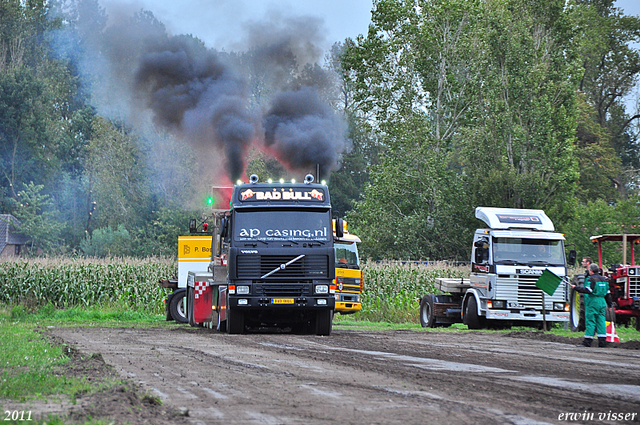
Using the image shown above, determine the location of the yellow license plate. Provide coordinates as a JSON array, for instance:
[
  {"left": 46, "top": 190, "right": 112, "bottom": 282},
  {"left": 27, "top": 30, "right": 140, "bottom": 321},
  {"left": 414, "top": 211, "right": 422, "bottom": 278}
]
[{"left": 271, "top": 298, "right": 294, "bottom": 304}]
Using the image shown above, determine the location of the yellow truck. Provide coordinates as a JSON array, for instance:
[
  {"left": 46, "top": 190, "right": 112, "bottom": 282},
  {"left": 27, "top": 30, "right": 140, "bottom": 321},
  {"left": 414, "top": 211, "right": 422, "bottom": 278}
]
[{"left": 333, "top": 220, "right": 363, "bottom": 314}]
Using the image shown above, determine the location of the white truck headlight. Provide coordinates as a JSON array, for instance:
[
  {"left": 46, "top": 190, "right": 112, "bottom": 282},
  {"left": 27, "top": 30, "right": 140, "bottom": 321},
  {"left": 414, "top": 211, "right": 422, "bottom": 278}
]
[
  {"left": 315, "top": 285, "right": 329, "bottom": 294},
  {"left": 237, "top": 285, "right": 250, "bottom": 295}
]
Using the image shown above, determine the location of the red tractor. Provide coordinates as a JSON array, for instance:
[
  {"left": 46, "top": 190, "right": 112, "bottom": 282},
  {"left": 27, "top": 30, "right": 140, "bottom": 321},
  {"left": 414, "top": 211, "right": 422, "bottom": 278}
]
[{"left": 570, "top": 234, "right": 640, "bottom": 332}]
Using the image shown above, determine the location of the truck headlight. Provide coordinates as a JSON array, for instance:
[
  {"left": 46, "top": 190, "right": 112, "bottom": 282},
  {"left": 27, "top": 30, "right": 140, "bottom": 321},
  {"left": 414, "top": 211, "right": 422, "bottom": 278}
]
[
  {"left": 315, "top": 285, "right": 329, "bottom": 294},
  {"left": 236, "top": 285, "right": 250, "bottom": 295},
  {"left": 488, "top": 300, "right": 505, "bottom": 309},
  {"left": 553, "top": 302, "right": 566, "bottom": 311},
  {"left": 629, "top": 268, "right": 636, "bottom": 276},
  {"left": 238, "top": 299, "right": 248, "bottom": 305},
  {"left": 317, "top": 299, "right": 327, "bottom": 305}
]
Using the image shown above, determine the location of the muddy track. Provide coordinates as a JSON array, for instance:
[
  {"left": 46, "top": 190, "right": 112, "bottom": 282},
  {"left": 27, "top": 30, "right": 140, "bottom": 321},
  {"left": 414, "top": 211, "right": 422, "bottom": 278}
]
[{"left": 25, "top": 326, "right": 638, "bottom": 425}]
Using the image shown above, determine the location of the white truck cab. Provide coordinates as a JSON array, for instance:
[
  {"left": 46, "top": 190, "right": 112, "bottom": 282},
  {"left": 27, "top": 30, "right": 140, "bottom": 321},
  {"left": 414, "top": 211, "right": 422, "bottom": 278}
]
[
  {"left": 420, "top": 207, "right": 571, "bottom": 329},
  {"left": 467, "top": 207, "right": 569, "bottom": 326}
]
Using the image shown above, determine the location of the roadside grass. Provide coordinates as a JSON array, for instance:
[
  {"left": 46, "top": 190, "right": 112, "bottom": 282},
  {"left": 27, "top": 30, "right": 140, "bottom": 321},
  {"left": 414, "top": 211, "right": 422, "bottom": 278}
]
[
  {"left": 9, "top": 302, "right": 168, "bottom": 328},
  {"left": 0, "top": 306, "right": 92, "bottom": 402},
  {"left": 0, "top": 304, "right": 158, "bottom": 425}
]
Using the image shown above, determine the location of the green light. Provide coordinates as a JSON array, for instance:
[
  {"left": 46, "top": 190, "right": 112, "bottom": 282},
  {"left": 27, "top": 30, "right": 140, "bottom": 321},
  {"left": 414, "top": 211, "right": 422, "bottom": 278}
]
[{"left": 207, "top": 197, "right": 214, "bottom": 205}]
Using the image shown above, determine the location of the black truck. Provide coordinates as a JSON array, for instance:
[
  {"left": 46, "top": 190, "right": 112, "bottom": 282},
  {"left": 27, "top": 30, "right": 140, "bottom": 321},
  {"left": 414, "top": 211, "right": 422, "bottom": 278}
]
[{"left": 186, "top": 174, "right": 340, "bottom": 335}]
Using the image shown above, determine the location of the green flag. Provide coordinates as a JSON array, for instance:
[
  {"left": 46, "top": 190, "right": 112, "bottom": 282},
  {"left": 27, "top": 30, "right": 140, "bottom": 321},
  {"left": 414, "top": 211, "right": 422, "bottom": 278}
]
[{"left": 536, "top": 269, "right": 562, "bottom": 296}]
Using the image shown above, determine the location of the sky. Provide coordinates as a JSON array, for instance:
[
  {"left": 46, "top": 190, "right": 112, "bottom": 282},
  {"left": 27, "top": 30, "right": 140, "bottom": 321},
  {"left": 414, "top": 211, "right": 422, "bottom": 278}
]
[
  {"left": 98, "top": 0, "right": 640, "bottom": 54},
  {"left": 100, "top": 0, "right": 375, "bottom": 54}
]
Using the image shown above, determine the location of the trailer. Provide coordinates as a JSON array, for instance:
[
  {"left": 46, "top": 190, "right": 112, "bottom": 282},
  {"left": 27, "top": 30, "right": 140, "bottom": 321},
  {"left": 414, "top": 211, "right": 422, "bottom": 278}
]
[{"left": 420, "top": 207, "right": 573, "bottom": 330}]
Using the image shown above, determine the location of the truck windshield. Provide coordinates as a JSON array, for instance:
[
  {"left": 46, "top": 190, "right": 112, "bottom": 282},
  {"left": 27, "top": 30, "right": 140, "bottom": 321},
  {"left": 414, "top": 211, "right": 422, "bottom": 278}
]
[
  {"left": 492, "top": 238, "right": 565, "bottom": 266},
  {"left": 335, "top": 242, "right": 359, "bottom": 269},
  {"left": 233, "top": 210, "right": 331, "bottom": 242}
]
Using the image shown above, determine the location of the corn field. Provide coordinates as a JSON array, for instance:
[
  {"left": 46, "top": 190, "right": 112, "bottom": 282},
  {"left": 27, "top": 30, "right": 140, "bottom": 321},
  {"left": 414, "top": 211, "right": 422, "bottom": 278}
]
[
  {"left": 360, "top": 261, "right": 468, "bottom": 323},
  {"left": 0, "top": 257, "right": 467, "bottom": 323},
  {"left": 0, "top": 257, "right": 176, "bottom": 314}
]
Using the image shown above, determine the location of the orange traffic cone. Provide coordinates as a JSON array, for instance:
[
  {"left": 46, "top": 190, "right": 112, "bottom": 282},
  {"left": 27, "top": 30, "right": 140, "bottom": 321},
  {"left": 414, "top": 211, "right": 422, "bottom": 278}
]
[{"left": 606, "top": 321, "right": 620, "bottom": 343}]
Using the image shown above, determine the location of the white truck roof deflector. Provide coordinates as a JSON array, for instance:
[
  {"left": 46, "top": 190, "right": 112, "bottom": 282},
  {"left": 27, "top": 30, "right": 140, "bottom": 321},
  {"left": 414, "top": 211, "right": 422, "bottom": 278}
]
[{"left": 475, "top": 207, "right": 555, "bottom": 231}]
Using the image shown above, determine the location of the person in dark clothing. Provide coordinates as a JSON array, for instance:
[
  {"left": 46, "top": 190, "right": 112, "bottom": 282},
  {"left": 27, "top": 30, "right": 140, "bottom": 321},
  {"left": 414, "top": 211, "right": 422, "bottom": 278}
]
[
  {"left": 571, "top": 263, "right": 609, "bottom": 347},
  {"left": 581, "top": 256, "right": 593, "bottom": 276}
]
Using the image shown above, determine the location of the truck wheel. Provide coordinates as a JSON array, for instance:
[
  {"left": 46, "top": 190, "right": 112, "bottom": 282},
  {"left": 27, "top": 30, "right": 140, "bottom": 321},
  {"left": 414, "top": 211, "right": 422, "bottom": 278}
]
[
  {"left": 315, "top": 310, "right": 333, "bottom": 335},
  {"left": 226, "top": 307, "right": 245, "bottom": 334},
  {"left": 569, "top": 287, "right": 585, "bottom": 332},
  {"left": 463, "top": 296, "right": 483, "bottom": 330},
  {"left": 420, "top": 295, "right": 436, "bottom": 328},
  {"left": 169, "top": 289, "right": 188, "bottom": 324}
]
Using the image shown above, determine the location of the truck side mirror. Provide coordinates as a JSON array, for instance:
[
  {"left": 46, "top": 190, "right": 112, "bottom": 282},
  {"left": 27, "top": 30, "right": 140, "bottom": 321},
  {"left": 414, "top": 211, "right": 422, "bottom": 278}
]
[
  {"left": 335, "top": 218, "right": 344, "bottom": 238},
  {"left": 220, "top": 217, "right": 228, "bottom": 239},
  {"left": 567, "top": 250, "right": 576, "bottom": 266},
  {"left": 474, "top": 247, "right": 485, "bottom": 264}
]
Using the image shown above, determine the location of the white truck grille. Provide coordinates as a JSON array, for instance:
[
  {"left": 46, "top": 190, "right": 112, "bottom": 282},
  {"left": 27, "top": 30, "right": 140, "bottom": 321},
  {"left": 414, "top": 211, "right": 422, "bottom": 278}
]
[{"left": 495, "top": 275, "right": 566, "bottom": 309}]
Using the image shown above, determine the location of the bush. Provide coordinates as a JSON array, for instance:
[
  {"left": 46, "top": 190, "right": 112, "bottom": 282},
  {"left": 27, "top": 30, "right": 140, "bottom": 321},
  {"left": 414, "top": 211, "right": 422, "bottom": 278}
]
[{"left": 80, "top": 225, "right": 131, "bottom": 257}]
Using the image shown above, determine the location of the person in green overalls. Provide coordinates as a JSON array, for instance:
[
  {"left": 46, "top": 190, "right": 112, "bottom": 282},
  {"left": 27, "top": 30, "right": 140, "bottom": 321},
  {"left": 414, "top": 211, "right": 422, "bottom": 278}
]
[{"left": 571, "top": 263, "right": 609, "bottom": 347}]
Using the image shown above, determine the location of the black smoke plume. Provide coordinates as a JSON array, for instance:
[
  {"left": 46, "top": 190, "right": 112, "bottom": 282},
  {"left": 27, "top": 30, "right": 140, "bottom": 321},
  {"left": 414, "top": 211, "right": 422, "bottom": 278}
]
[
  {"left": 264, "top": 87, "right": 348, "bottom": 179},
  {"left": 59, "top": 4, "right": 349, "bottom": 181},
  {"left": 133, "top": 35, "right": 255, "bottom": 180}
]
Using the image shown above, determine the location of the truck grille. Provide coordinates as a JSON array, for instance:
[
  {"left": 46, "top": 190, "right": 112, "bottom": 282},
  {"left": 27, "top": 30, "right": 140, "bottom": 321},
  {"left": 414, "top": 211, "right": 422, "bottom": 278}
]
[
  {"left": 517, "top": 277, "right": 544, "bottom": 309},
  {"left": 630, "top": 276, "right": 640, "bottom": 298},
  {"left": 495, "top": 275, "right": 566, "bottom": 309},
  {"left": 337, "top": 277, "right": 361, "bottom": 293},
  {"left": 254, "top": 284, "right": 308, "bottom": 297},
  {"left": 236, "top": 255, "right": 329, "bottom": 280}
]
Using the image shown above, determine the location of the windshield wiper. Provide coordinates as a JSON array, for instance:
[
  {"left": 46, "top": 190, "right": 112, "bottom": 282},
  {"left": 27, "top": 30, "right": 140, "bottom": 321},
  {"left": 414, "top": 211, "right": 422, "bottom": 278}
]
[
  {"left": 495, "top": 260, "right": 526, "bottom": 265},
  {"left": 244, "top": 239, "right": 268, "bottom": 246},
  {"left": 529, "top": 260, "right": 553, "bottom": 266}
]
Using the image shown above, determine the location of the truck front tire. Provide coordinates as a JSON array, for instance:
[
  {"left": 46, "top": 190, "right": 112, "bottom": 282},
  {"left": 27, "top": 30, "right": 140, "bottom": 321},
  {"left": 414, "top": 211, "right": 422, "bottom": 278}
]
[
  {"left": 226, "top": 307, "right": 245, "bottom": 334},
  {"left": 169, "top": 289, "right": 188, "bottom": 324},
  {"left": 420, "top": 295, "right": 436, "bottom": 328},
  {"left": 463, "top": 296, "right": 484, "bottom": 330},
  {"left": 569, "top": 287, "right": 585, "bottom": 332},
  {"left": 315, "top": 310, "right": 333, "bottom": 335}
]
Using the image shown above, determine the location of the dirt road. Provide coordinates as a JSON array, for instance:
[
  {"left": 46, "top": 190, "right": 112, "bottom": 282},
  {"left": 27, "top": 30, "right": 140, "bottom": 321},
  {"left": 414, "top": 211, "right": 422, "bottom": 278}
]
[{"left": 31, "top": 325, "right": 639, "bottom": 425}]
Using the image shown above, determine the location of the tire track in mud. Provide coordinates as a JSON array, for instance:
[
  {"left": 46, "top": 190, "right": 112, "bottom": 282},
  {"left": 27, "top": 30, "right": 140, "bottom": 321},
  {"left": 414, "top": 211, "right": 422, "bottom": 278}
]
[{"left": 49, "top": 327, "right": 640, "bottom": 425}]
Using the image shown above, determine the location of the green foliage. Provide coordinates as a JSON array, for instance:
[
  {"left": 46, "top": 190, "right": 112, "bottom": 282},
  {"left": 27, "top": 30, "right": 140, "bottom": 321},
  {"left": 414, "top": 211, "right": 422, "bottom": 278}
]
[
  {"left": 80, "top": 225, "right": 131, "bottom": 257},
  {"left": 574, "top": 93, "right": 623, "bottom": 204},
  {"left": 130, "top": 207, "right": 197, "bottom": 257},
  {"left": 0, "top": 257, "right": 175, "bottom": 314},
  {"left": 84, "top": 117, "right": 151, "bottom": 231},
  {"left": 459, "top": 0, "right": 581, "bottom": 224},
  {"left": 359, "top": 261, "right": 467, "bottom": 323},
  {"left": 562, "top": 196, "right": 640, "bottom": 266},
  {"left": 10, "top": 182, "right": 63, "bottom": 253}
]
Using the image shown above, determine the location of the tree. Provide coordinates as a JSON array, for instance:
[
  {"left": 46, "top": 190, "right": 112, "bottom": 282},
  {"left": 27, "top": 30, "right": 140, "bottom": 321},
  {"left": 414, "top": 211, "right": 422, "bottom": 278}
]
[
  {"left": 84, "top": 117, "right": 151, "bottom": 232},
  {"left": 10, "top": 182, "right": 63, "bottom": 253},
  {"left": 342, "top": 0, "right": 491, "bottom": 259},
  {"left": 458, "top": 0, "right": 581, "bottom": 225},
  {"left": 569, "top": 0, "right": 640, "bottom": 194},
  {"left": 573, "top": 93, "right": 623, "bottom": 203}
]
